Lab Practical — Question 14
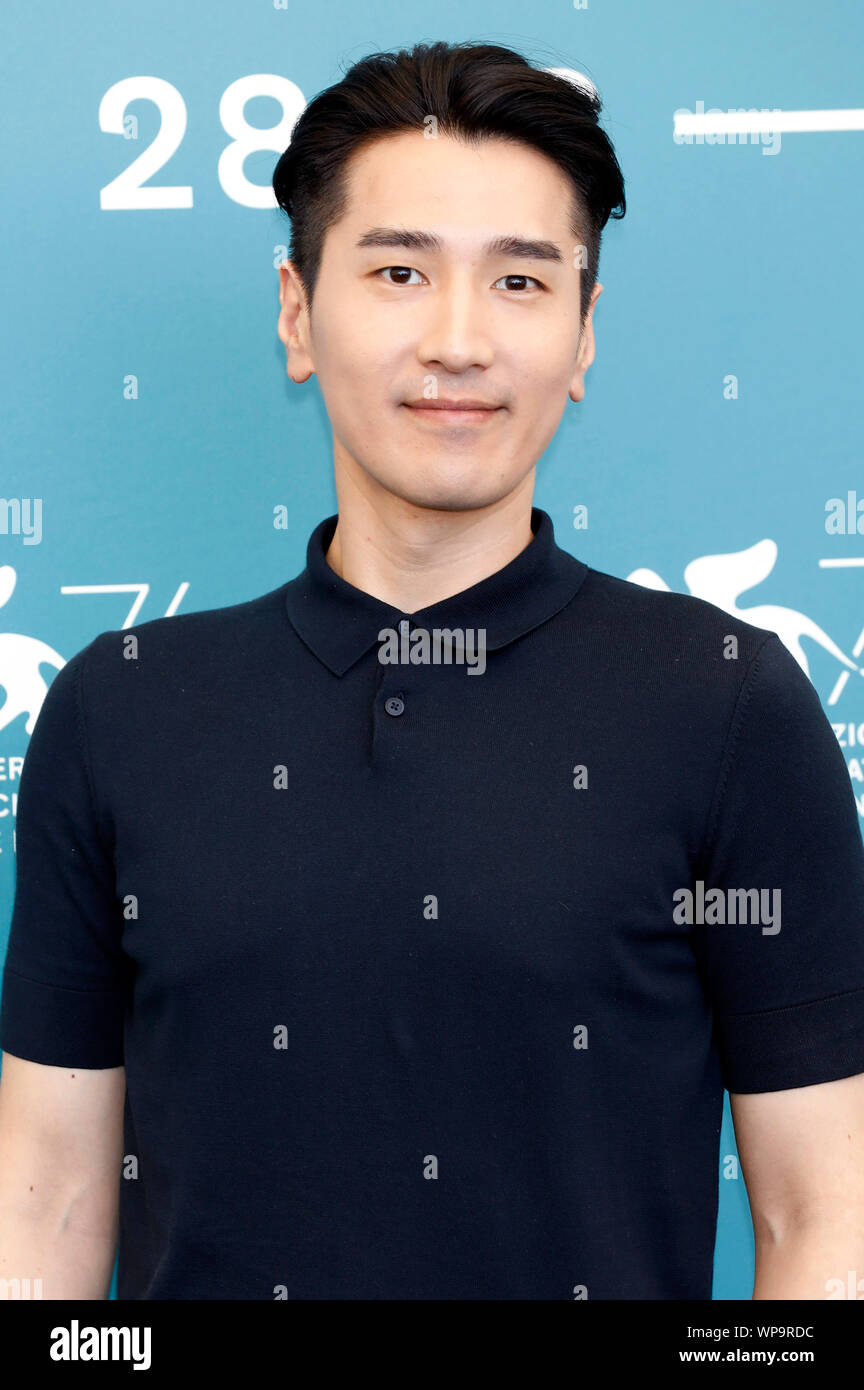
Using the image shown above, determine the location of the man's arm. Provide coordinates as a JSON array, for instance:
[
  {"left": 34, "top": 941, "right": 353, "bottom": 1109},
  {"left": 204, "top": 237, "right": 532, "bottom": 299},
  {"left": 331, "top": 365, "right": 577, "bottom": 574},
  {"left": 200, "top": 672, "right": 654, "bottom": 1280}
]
[
  {"left": 0, "top": 1051, "right": 125, "bottom": 1299},
  {"left": 730, "top": 1071, "right": 864, "bottom": 1299}
]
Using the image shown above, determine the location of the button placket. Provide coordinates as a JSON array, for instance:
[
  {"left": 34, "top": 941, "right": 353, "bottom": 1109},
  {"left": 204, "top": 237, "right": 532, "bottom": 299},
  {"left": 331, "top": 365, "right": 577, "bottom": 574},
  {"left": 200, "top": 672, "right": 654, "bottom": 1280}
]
[{"left": 371, "top": 625, "right": 427, "bottom": 764}]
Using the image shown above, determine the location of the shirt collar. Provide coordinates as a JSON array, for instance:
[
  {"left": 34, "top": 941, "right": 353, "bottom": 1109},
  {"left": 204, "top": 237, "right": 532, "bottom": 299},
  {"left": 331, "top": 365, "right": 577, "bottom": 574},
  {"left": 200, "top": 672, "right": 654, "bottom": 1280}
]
[{"left": 284, "top": 506, "right": 588, "bottom": 676}]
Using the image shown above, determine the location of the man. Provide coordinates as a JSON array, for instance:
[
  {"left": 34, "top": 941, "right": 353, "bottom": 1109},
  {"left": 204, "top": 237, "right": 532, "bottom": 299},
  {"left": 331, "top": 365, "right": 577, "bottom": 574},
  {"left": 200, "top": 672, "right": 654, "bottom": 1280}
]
[{"left": 1, "top": 40, "right": 863, "bottom": 1301}]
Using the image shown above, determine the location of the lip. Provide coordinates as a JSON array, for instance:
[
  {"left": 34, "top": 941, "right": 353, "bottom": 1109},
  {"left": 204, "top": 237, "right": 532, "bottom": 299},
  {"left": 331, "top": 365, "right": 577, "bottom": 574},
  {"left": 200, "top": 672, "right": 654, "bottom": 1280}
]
[
  {"left": 402, "top": 400, "right": 503, "bottom": 423},
  {"left": 405, "top": 398, "right": 500, "bottom": 410}
]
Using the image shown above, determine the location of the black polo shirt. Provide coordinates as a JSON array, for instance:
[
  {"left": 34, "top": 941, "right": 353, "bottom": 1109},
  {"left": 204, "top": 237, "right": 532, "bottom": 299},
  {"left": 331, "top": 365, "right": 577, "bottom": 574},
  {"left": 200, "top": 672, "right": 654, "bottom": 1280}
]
[{"left": 3, "top": 506, "right": 864, "bottom": 1300}]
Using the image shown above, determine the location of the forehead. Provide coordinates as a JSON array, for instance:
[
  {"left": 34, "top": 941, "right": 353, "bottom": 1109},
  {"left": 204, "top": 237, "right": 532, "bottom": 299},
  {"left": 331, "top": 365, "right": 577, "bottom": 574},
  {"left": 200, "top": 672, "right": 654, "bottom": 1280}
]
[{"left": 336, "top": 130, "right": 576, "bottom": 242}]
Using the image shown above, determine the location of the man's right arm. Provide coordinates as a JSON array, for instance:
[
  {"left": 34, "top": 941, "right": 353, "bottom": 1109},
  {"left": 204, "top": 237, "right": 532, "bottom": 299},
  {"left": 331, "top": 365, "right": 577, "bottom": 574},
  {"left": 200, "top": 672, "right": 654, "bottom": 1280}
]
[{"left": 0, "top": 1051, "right": 125, "bottom": 1299}]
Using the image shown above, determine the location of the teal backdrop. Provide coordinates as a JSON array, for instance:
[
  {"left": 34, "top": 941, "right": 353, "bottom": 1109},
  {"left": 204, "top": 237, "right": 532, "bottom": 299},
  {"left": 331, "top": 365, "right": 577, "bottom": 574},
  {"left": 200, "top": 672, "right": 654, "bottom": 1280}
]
[{"left": 2, "top": 0, "right": 863, "bottom": 1300}]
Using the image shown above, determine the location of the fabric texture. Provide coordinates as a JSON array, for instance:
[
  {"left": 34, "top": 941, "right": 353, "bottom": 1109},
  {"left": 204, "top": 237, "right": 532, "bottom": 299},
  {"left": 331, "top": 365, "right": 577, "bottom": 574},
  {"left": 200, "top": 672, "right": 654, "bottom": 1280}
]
[{"left": 2, "top": 507, "right": 863, "bottom": 1299}]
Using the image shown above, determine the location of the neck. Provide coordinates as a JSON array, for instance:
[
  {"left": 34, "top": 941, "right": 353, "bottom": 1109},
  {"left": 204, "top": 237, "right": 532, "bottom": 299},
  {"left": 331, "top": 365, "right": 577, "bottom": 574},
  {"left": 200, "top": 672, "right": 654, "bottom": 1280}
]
[{"left": 324, "top": 460, "right": 536, "bottom": 614}]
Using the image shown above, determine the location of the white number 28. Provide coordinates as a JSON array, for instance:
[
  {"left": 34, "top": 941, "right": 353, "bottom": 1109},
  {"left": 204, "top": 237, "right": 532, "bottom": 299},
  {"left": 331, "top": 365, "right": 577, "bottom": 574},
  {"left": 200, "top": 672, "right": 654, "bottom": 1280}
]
[{"left": 98, "top": 74, "right": 306, "bottom": 210}]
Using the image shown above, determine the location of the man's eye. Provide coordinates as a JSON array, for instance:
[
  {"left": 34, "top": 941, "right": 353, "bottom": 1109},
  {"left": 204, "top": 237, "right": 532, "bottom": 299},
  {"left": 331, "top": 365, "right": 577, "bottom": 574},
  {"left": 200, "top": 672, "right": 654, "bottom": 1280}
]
[
  {"left": 494, "top": 274, "right": 544, "bottom": 292},
  {"left": 376, "top": 266, "right": 425, "bottom": 286}
]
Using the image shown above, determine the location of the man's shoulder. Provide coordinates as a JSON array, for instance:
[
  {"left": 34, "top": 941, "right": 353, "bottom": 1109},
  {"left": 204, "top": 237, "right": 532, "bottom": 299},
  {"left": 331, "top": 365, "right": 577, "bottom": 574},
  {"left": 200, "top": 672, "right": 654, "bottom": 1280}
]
[
  {"left": 75, "top": 582, "right": 290, "bottom": 689},
  {"left": 575, "top": 562, "right": 780, "bottom": 666}
]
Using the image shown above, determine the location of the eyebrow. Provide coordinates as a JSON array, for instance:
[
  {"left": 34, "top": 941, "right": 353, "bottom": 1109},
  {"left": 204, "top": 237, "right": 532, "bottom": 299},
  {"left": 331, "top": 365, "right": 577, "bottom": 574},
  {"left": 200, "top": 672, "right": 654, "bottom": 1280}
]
[{"left": 355, "top": 227, "right": 564, "bottom": 264}]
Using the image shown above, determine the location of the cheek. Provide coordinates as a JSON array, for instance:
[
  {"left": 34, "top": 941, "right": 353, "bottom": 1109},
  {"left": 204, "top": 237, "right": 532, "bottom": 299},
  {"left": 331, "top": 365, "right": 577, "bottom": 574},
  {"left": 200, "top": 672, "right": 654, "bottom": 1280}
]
[
  {"left": 318, "top": 318, "right": 393, "bottom": 385},
  {"left": 501, "top": 318, "right": 575, "bottom": 382},
  {"left": 516, "top": 362, "right": 571, "bottom": 406}
]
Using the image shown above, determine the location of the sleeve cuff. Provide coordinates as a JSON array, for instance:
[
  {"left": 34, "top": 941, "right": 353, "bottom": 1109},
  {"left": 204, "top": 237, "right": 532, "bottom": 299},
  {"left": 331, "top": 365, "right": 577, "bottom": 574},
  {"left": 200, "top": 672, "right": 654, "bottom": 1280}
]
[
  {"left": 717, "top": 984, "right": 864, "bottom": 1093},
  {"left": 0, "top": 965, "right": 126, "bottom": 1069}
]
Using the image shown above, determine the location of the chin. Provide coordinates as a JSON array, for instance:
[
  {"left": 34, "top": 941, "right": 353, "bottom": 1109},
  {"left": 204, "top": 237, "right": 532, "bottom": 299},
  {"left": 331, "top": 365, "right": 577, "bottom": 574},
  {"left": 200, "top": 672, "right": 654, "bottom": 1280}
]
[{"left": 379, "top": 477, "right": 509, "bottom": 514}]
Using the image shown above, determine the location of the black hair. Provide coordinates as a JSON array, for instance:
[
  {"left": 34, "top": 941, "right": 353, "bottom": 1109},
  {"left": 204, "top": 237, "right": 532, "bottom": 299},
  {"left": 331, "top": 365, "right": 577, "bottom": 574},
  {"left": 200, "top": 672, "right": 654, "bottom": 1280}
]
[{"left": 272, "top": 40, "right": 625, "bottom": 327}]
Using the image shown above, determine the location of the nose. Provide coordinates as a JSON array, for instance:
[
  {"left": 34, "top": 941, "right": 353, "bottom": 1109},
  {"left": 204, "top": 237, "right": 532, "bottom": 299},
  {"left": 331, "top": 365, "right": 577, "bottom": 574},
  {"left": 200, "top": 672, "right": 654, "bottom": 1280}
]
[{"left": 415, "top": 274, "right": 496, "bottom": 374}]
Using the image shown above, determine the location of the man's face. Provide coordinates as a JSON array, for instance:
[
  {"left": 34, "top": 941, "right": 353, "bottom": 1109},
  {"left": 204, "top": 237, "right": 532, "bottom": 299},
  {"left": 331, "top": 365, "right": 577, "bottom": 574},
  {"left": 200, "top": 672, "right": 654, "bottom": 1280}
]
[{"left": 278, "top": 130, "right": 601, "bottom": 513}]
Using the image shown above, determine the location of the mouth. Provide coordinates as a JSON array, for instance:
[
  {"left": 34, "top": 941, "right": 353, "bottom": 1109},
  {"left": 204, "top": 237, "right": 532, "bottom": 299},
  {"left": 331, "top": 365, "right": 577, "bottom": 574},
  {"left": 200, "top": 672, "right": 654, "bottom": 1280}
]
[{"left": 401, "top": 401, "right": 503, "bottom": 424}]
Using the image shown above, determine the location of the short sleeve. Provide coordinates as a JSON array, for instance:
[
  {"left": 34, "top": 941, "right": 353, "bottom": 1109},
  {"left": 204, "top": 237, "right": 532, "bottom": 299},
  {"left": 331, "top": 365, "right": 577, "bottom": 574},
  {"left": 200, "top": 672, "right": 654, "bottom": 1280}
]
[
  {"left": 0, "top": 641, "right": 128, "bottom": 1068},
  {"left": 694, "top": 632, "right": 864, "bottom": 1094}
]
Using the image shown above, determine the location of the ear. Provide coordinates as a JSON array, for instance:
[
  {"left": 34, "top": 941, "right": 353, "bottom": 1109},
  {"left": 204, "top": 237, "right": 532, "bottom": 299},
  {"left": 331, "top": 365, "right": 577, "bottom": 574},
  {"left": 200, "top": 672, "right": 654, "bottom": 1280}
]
[
  {"left": 277, "top": 260, "right": 315, "bottom": 383},
  {"left": 568, "top": 281, "right": 603, "bottom": 403}
]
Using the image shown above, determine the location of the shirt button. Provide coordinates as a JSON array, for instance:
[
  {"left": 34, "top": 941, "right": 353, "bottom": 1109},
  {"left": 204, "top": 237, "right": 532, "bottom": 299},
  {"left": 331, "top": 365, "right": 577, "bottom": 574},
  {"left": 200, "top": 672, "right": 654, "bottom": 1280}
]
[{"left": 384, "top": 694, "right": 405, "bottom": 716}]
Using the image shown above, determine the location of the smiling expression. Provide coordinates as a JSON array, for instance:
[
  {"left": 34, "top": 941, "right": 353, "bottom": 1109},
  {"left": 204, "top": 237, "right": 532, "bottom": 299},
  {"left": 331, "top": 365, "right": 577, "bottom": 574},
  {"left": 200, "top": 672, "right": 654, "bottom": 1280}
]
[{"left": 278, "top": 130, "right": 602, "bottom": 513}]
